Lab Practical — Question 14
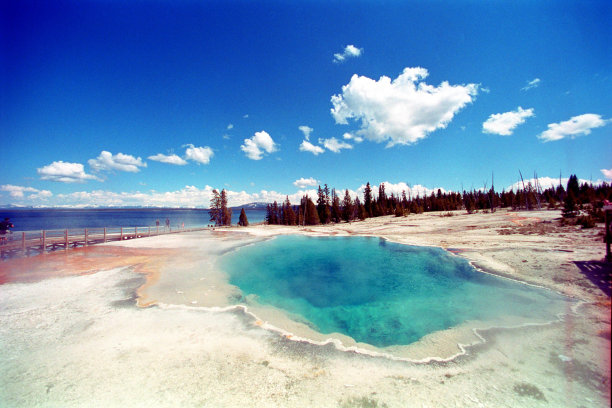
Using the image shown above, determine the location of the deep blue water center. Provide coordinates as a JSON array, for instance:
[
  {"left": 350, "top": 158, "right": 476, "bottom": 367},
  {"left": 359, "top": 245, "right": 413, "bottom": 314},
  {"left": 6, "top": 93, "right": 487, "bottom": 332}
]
[{"left": 219, "top": 235, "right": 568, "bottom": 347}]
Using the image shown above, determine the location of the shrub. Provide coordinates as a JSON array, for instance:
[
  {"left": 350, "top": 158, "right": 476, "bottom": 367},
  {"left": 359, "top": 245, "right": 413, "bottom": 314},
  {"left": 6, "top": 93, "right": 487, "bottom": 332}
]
[{"left": 576, "top": 215, "right": 596, "bottom": 229}]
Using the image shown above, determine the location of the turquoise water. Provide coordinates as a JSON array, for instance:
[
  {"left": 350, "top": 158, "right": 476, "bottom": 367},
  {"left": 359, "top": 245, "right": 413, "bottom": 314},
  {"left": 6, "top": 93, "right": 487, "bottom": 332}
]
[{"left": 219, "top": 236, "right": 569, "bottom": 347}]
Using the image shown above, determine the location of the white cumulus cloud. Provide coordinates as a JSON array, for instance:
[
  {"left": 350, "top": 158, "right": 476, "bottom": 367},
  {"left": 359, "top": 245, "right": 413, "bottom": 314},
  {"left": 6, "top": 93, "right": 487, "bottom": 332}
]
[
  {"left": 333, "top": 44, "right": 363, "bottom": 63},
  {"left": 241, "top": 131, "right": 278, "bottom": 160},
  {"left": 319, "top": 137, "right": 353, "bottom": 153},
  {"left": 88, "top": 151, "right": 147, "bottom": 173},
  {"left": 356, "top": 181, "right": 446, "bottom": 199},
  {"left": 53, "top": 185, "right": 215, "bottom": 208},
  {"left": 52, "top": 186, "right": 319, "bottom": 208},
  {"left": 38, "top": 161, "right": 101, "bottom": 183},
  {"left": 299, "top": 140, "right": 325, "bottom": 155},
  {"left": 184, "top": 144, "right": 214, "bottom": 164},
  {"left": 148, "top": 153, "right": 188, "bottom": 165},
  {"left": 331, "top": 67, "right": 478, "bottom": 146},
  {"left": 601, "top": 169, "right": 612, "bottom": 180},
  {"left": 293, "top": 177, "right": 319, "bottom": 188},
  {"left": 482, "top": 107, "right": 534, "bottom": 136},
  {"left": 521, "top": 78, "right": 541, "bottom": 91},
  {"left": 505, "top": 176, "right": 602, "bottom": 192},
  {"left": 1, "top": 184, "right": 53, "bottom": 199},
  {"left": 538, "top": 114, "right": 609, "bottom": 142}
]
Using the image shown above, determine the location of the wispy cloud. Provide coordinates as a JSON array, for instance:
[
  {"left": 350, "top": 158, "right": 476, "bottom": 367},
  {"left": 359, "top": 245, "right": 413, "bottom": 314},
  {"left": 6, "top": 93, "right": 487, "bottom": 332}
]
[
  {"left": 241, "top": 131, "right": 278, "bottom": 160},
  {"left": 148, "top": 153, "right": 188, "bottom": 165},
  {"left": 38, "top": 161, "right": 101, "bottom": 183},
  {"left": 601, "top": 169, "right": 612, "bottom": 180},
  {"left": 298, "top": 125, "right": 313, "bottom": 141},
  {"left": 299, "top": 140, "right": 325, "bottom": 155},
  {"left": 482, "top": 107, "right": 534, "bottom": 136},
  {"left": 343, "top": 132, "right": 363, "bottom": 143},
  {"left": 333, "top": 44, "right": 363, "bottom": 63},
  {"left": 88, "top": 151, "right": 146, "bottom": 173},
  {"left": 521, "top": 78, "right": 540, "bottom": 91},
  {"left": 319, "top": 137, "right": 352, "bottom": 153},
  {"left": 331, "top": 67, "right": 478, "bottom": 146},
  {"left": 538, "top": 114, "right": 608, "bottom": 142}
]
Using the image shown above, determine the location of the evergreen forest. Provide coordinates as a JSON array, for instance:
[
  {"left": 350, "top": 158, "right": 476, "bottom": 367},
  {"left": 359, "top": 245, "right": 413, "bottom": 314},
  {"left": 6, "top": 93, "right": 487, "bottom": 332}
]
[
  {"left": 263, "top": 175, "right": 612, "bottom": 227},
  {"left": 209, "top": 175, "right": 611, "bottom": 228}
]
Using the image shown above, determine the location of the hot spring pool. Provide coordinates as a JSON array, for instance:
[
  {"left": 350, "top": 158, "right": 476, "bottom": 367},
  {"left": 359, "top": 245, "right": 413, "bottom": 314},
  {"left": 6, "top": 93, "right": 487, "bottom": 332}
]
[{"left": 219, "top": 235, "right": 569, "bottom": 348}]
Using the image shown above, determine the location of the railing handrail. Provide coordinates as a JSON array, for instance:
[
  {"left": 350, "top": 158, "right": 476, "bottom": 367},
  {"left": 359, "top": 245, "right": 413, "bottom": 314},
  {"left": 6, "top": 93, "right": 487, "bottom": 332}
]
[
  {"left": 7, "top": 224, "right": 211, "bottom": 234},
  {"left": 1, "top": 225, "right": 211, "bottom": 259},
  {"left": 1, "top": 225, "right": 209, "bottom": 244}
]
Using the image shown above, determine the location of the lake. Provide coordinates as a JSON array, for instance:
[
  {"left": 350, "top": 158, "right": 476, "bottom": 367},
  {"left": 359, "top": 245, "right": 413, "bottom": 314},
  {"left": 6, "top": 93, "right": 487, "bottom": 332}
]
[{"left": 0, "top": 208, "right": 267, "bottom": 231}]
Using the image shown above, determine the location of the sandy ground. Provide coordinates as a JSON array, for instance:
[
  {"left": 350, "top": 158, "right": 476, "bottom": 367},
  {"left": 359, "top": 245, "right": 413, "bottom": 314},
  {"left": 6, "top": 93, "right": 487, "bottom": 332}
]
[{"left": 0, "top": 208, "right": 610, "bottom": 407}]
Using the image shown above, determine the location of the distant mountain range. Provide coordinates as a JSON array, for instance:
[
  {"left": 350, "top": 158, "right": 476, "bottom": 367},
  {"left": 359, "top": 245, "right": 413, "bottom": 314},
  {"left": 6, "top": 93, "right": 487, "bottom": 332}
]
[
  {"left": 229, "top": 202, "right": 269, "bottom": 210},
  {"left": 1, "top": 202, "right": 270, "bottom": 211}
]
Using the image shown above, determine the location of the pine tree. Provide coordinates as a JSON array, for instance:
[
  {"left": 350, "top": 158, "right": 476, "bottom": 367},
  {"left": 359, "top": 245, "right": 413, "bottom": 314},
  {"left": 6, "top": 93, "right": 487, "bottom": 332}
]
[
  {"left": 209, "top": 189, "right": 222, "bottom": 225},
  {"left": 238, "top": 208, "right": 249, "bottom": 226},
  {"left": 562, "top": 190, "right": 578, "bottom": 218},
  {"left": 567, "top": 174, "right": 579, "bottom": 198},
  {"left": 283, "top": 196, "right": 296, "bottom": 225},
  {"left": 221, "top": 189, "right": 232, "bottom": 226},
  {"left": 342, "top": 189, "right": 353, "bottom": 222},
  {"left": 304, "top": 197, "right": 320, "bottom": 225},
  {"left": 373, "top": 201, "right": 382, "bottom": 217},
  {"left": 316, "top": 185, "right": 330, "bottom": 224},
  {"left": 331, "top": 189, "right": 341, "bottom": 223},
  {"left": 363, "top": 182, "right": 373, "bottom": 218},
  {"left": 394, "top": 205, "right": 404, "bottom": 217},
  {"left": 271, "top": 201, "right": 280, "bottom": 225},
  {"left": 378, "top": 183, "right": 387, "bottom": 214},
  {"left": 356, "top": 199, "right": 366, "bottom": 220},
  {"left": 265, "top": 204, "right": 272, "bottom": 224}
]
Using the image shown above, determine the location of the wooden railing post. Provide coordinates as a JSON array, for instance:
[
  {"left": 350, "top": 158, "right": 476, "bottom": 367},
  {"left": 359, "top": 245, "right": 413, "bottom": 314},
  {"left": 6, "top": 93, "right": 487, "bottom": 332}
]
[
  {"left": 65, "top": 229, "right": 68, "bottom": 249},
  {"left": 135, "top": 226, "right": 138, "bottom": 237},
  {"left": 42, "top": 230, "right": 46, "bottom": 252},
  {"left": 104, "top": 227, "right": 107, "bottom": 243},
  {"left": 21, "top": 232, "right": 25, "bottom": 251},
  {"left": 148, "top": 227, "right": 151, "bottom": 237},
  {"left": 84, "top": 228, "right": 88, "bottom": 247},
  {"left": 120, "top": 227, "right": 123, "bottom": 240}
]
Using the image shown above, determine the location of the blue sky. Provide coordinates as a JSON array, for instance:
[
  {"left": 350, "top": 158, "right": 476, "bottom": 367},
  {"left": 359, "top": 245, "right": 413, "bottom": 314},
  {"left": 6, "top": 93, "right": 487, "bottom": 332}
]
[{"left": 1, "top": 0, "right": 611, "bottom": 207}]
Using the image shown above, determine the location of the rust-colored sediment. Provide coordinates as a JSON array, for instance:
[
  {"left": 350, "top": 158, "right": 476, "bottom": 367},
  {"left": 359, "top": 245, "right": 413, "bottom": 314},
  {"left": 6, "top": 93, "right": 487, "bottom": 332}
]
[
  {"left": 506, "top": 211, "right": 542, "bottom": 226},
  {"left": 0, "top": 245, "right": 179, "bottom": 306}
]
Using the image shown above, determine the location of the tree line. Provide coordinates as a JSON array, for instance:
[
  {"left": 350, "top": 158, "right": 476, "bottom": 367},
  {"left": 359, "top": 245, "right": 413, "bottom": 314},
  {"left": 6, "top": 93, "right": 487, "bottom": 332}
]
[
  {"left": 209, "top": 175, "right": 611, "bottom": 227},
  {"left": 264, "top": 175, "right": 611, "bottom": 226},
  {"left": 208, "top": 189, "right": 250, "bottom": 227}
]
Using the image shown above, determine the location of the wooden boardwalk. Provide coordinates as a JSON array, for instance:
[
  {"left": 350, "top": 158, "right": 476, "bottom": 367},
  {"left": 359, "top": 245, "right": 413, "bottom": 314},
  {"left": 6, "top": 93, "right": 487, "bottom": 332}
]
[{"left": 0, "top": 225, "right": 209, "bottom": 259}]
